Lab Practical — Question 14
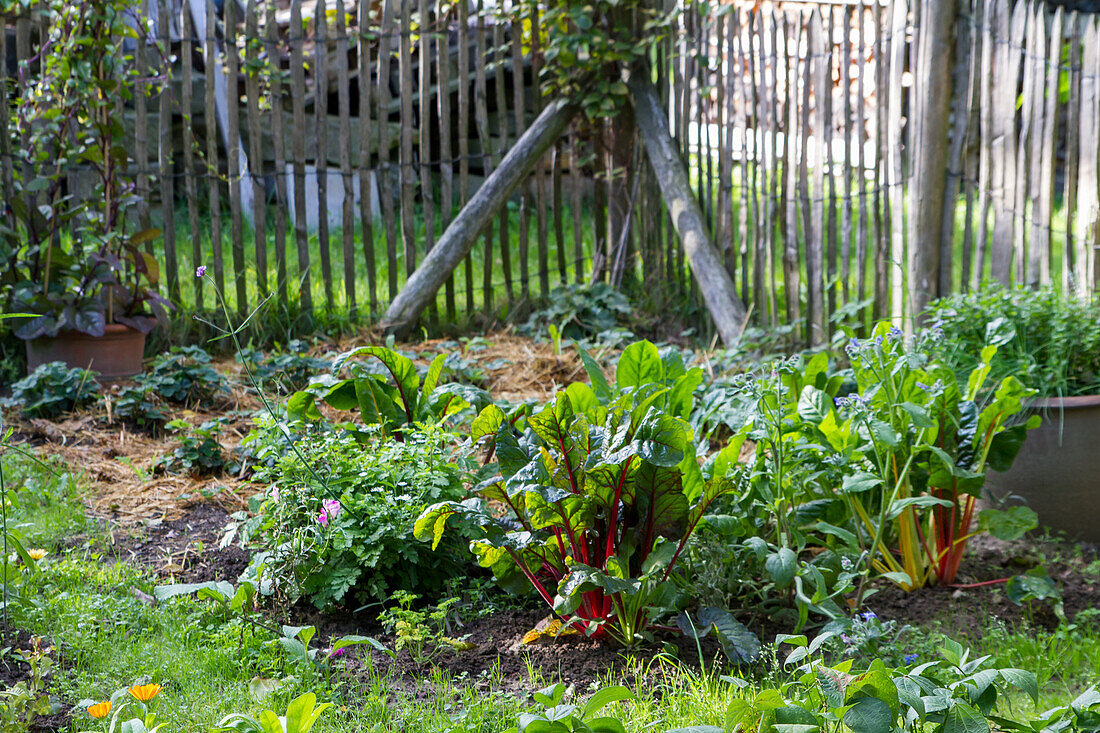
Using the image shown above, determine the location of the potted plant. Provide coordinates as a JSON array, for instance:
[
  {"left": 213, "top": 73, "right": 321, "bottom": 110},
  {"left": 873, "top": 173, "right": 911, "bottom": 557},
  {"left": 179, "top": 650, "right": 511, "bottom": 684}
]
[
  {"left": 2, "top": 0, "right": 171, "bottom": 380},
  {"left": 927, "top": 285, "right": 1100, "bottom": 540}
]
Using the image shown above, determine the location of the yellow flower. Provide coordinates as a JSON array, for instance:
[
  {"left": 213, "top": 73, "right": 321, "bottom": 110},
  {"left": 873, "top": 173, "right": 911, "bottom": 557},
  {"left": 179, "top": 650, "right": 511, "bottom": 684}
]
[
  {"left": 129, "top": 684, "right": 162, "bottom": 702},
  {"left": 88, "top": 701, "right": 111, "bottom": 719},
  {"left": 27, "top": 549, "right": 47, "bottom": 561}
]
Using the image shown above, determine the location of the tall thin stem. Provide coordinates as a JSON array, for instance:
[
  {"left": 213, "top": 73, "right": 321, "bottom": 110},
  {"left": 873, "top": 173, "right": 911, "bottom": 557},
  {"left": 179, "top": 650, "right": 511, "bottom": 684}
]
[{"left": 1, "top": 426, "right": 9, "bottom": 634}]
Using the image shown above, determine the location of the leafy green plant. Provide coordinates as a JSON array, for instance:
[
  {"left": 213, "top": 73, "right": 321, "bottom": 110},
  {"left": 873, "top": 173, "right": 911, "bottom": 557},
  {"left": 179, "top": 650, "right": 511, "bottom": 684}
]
[
  {"left": 0, "top": 362, "right": 100, "bottom": 418},
  {"left": 237, "top": 341, "right": 328, "bottom": 395},
  {"left": 417, "top": 340, "right": 743, "bottom": 646},
  {"left": 704, "top": 357, "right": 866, "bottom": 629},
  {"left": 519, "top": 284, "right": 633, "bottom": 341},
  {"left": 238, "top": 423, "right": 475, "bottom": 609},
  {"left": 1026, "top": 687, "right": 1100, "bottom": 732},
  {"left": 509, "top": 683, "right": 635, "bottom": 733},
  {"left": 928, "top": 285, "right": 1100, "bottom": 397},
  {"left": 1006, "top": 566, "right": 1066, "bottom": 623},
  {"left": 377, "top": 591, "right": 474, "bottom": 667},
  {"left": 106, "top": 383, "right": 168, "bottom": 431},
  {"left": 835, "top": 324, "right": 1040, "bottom": 592},
  {"left": 672, "top": 634, "right": 1044, "bottom": 733},
  {"left": 159, "top": 419, "right": 228, "bottom": 477},
  {"left": 287, "top": 346, "right": 487, "bottom": 441},
  {"left": 143, "top": 346, "right": 229, "bottom": 405},
  {"left": 0, "top": 636, "right": 59, "bottom": 733},
  {"left": 720, "top": 324, "right": 1040, "bottom": 603},
  {"left": 213, "top": 692, "right": 331, "bottom": 733}
]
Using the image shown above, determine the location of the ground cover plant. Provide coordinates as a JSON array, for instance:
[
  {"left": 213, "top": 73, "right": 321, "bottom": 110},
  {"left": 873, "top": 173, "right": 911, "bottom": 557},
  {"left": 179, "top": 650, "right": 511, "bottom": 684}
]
[{"left": 239, "top": 422, "right": 476, "bottom": 609}]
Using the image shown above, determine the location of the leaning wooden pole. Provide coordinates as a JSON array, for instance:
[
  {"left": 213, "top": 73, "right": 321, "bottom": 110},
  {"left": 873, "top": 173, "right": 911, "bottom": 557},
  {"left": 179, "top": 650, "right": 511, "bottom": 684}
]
[
  {"left": 628, "top": 71, "right": 749, "bottom": 346},
  {"left": 380, "top": 97, "right": 581, "bottom": 336}
]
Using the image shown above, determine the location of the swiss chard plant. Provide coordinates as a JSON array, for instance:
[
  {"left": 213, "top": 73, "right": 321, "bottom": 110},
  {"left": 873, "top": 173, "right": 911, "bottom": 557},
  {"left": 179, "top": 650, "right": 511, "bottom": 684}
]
[
  {"left": 286, "top": 346, "right": 488, "bottom": 440},
  {"left": 833, "top": 323, "right": 1040, "bottom": 593},
  {"left": 717, "top": 323, "right": 1041, "bottom": 611},
  {"left": 416, "top": 340, "right": 748, "bottom": 647}
]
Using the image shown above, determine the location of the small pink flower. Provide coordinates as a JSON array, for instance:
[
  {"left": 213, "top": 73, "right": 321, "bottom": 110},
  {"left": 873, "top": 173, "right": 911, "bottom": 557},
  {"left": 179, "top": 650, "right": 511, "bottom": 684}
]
[
  {"left": 270, "top": 486, "right": 280, "bottom": 503},
  {"left": 317, "top": 499, "right": 341, "bottom": 526},
  {"left": 328, "top": 645, "right": 347, "bottom": 658},
  {"left": 196, "top": 265, "right": 207, "bottom": 277}
]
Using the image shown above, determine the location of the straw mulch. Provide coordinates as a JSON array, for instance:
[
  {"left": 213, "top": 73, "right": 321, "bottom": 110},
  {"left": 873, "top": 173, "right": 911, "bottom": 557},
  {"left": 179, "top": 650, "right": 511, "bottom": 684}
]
[{"left": 8, "top": 331, "right": 609, "bottom": 526}]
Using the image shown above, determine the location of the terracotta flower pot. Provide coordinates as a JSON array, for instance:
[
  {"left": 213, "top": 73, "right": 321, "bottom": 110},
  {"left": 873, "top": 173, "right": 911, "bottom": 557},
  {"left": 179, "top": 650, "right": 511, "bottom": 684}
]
[
  {"left": 987, "top": 395, "right": 1100, "bottom": 541},
  {"left": 25, "top": 323, "right": 147, "bottom": 382}
]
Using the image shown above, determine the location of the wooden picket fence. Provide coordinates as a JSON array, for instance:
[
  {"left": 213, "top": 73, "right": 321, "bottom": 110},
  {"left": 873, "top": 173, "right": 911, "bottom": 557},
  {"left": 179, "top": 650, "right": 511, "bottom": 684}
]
[{"left": 3, "top": 0, "right": 1099, "bottom": 340}]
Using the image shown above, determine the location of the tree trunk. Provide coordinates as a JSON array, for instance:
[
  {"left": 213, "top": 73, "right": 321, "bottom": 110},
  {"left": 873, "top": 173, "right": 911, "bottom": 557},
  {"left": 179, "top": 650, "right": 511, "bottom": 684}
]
[
  {"left": 628, "top": 72, "right": 749, "bottom": 346},
  {"left": 380, "top": 97, "right": 580, "bottom": 336}
]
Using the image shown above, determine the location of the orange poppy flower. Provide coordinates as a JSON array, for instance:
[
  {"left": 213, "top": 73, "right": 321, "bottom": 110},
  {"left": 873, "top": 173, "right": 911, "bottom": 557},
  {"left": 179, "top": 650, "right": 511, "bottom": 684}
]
[
  {"left": 129, "top": 684, "right": 162, "bottom": 702},
  {"left": 88, "top": 701, "right": 111, "bottom": 719}
]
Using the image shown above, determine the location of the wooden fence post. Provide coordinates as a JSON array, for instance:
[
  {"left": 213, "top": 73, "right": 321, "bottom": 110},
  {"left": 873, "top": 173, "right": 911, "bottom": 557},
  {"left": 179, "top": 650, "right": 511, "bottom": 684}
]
[
  {"left": 629, "top": 71, "right": 749, "bottom": 347},
  {"left": 908, "top": 0, "right": 958, "bottom": 319},
  {"left": 380, "top": 98, "right": 582, "bottom": 336}
]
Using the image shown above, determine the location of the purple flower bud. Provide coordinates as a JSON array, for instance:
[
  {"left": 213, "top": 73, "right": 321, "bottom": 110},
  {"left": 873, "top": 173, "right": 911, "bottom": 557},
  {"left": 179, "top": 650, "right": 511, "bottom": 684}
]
[{"left": 196, "top": 265, "right": 207, "bottom": 277}]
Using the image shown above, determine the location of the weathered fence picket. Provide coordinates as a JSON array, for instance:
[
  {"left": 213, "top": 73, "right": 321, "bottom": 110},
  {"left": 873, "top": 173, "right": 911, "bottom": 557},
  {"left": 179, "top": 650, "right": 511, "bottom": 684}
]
[{"left": 2, "top": 0, "right": 1099, "bottom": 341}]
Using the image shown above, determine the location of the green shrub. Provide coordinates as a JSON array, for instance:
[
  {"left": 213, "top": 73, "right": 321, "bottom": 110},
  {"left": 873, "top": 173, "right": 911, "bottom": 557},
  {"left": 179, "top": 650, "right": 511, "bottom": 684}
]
[
  {"left": 1, "top": 362, "right": 100, "bottom": 418},
  {"left": 144, "top": 346, "right": 229, "bottom": 405},
  {"left": 927, "top": 285, "right": 1100, "bottom": 396},
  {"left": 519, "top": 283, "right": 633, "bottom": 341},
  {"left": 107, "top": 382, "right": 168, "bottom": 430},
  {"left": 241, "top": 423, "right": 475, "bottom": 609},
  {"left": 159, "top": 419, "right": 228, "bottom": 477}
]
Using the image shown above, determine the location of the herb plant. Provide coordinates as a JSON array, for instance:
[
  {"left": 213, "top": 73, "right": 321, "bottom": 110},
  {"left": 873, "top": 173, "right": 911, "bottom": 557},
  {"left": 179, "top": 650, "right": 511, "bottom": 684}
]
[
  {"left": 377, "top": 591, "right": 474, "bottom": 667},
  {"left": 287, "top": 346, "right": 487, "bottom": 441},
  {"left": 928, "top": 285, "right": 1100, "bottom": 397},
  {"left": 0, "top": 362, "right": 100, "bottom": 418},
  {"left": 239, "top": 423, "right": 475, "bottom": 609}
]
